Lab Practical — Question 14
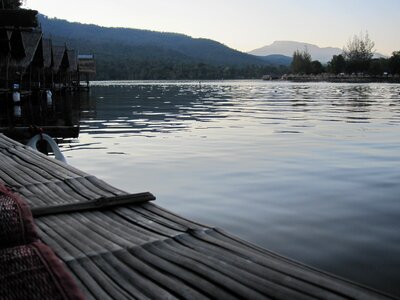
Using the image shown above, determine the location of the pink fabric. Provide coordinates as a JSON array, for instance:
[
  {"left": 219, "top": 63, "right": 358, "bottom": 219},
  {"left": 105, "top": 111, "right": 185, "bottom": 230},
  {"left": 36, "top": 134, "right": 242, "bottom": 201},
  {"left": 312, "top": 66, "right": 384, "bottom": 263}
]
[
  {"left": 0, "top": 183, "right": 38, "bottom": 246},
  {"left": 0, "top": 183, "right": 85, "bottom": 300}
]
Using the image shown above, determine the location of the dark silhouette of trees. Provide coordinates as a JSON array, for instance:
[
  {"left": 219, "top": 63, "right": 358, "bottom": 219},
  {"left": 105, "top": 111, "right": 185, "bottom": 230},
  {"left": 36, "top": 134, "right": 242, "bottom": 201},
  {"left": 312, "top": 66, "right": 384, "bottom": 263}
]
[
  {"left": 369, "top": 58, "right": 389, "bottom": 76},
  {"left": 291, "top": 48, "right": 312, "bottom": 74},
  {"left": 389, "top": 51, "right": 400, "bottom": 74},
  {"left": 1, "top": 0, "right": 23, "bottom": 9},
  {"left": 327, "top": 54, "right": 346, "bottom": 74},
  {"left": 311, "top": 60, "right": 324, "bottom": 74},
  {"left": 343, "top": 31, "right": 374, "bottom": 73}
]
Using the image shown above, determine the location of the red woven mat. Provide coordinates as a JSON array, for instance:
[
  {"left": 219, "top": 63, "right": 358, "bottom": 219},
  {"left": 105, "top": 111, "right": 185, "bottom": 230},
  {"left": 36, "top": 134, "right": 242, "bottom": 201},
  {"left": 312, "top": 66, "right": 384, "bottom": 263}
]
[{"left": 0, "top": 184, "right": 84, "bottom": 300}]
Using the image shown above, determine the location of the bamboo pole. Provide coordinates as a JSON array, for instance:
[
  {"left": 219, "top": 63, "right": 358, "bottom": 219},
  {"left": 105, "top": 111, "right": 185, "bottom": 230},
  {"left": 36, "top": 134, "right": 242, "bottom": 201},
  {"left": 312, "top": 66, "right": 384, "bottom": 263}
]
[{"left": 31, "top": 192, "right": 156, "bottom": 217}]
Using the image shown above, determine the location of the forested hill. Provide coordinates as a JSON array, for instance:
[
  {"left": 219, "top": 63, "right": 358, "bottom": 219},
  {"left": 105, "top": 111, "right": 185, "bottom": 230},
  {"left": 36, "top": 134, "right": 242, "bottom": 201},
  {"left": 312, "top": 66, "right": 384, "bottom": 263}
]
[{"left": 38, "top": 15, "right": 288, "bottom": 80}]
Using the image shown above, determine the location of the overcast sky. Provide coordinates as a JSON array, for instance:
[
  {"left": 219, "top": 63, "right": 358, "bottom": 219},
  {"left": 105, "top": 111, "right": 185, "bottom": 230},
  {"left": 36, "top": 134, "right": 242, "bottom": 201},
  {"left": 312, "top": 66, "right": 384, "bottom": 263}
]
[{"left": 25, "top": 0, "right": 400, "bottom": 55}]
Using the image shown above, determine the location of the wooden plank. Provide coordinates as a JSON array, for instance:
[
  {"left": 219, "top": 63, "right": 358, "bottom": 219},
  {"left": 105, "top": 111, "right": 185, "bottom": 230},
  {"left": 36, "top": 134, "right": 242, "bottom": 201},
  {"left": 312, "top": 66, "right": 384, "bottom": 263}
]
[
  {"left": 113, "top": 249, "right": 208, "bottom": 299},
  {"left": 5, "top": 146, "right": 80, "bottom": 179},
  {"left": 85, "top": 176, "right": 126, "bottom": 196},
  {"left": 81, "top": 211, "right": 166, "bottom": 244},
  {"left": 191, "top": 229, "right": 393, "bottom": 300},
  {"left": 142, "top": 202, "right": 212, "bottom": 229},
  {"left": 130, "top": 246, "right": 233, "bottom": 299},
  {"left": 128, "top": 206, "right": 191, "bottom": 232},
  {"left": 143, "top": 240, "right": 268, "bottom": 300},
  {"left": 160, "top": 238, "right": 318, "bottom": 300},
  {"left": 32, "top": 192, "right": 155, "bottom": 217},
  {"left": 93, "top": 252, "right": 170, "bottom": 299},
  {"left": 113, "top": 207, "right": 187, "bottom": 238},
  {"left": 72, "top": 257, "right": 134, "bottom": 300},
  {"left": 65, "top": 177, "right": 116, "bottom": 199},
  {"left": 175, "top": 232, "right": 341, "bottom": 299}
]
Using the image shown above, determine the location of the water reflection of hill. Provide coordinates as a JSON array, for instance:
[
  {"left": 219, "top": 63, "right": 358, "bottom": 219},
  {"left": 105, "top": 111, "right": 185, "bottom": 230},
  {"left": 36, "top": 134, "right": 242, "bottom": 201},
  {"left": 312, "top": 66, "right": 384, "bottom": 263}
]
[
  {"left": 79, "top": 82, "right": 400, "bottom": 138},
  {"left": 79, "top": 83, "right": 239, "bottom": 136},
  {"left": 3, "top": 82, "right": 398, "bottom": 143}
]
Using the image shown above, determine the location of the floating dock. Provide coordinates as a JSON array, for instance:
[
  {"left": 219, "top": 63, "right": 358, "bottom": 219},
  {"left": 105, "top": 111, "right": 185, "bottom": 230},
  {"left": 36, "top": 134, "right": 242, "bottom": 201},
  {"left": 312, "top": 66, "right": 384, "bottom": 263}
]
[{"left": 0, "top": 134, "right": 396, "bottom": 299}]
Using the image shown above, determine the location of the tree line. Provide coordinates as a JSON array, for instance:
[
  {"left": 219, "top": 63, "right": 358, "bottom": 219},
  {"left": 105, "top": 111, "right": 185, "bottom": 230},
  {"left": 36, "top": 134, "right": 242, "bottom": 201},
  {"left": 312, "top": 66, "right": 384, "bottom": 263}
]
[
  {"left": 49, "top": 34, "right": 290, "bottom": 80},
  {"left": 290, "top": 32, "right": 400, "bottom": 76},
  {"left": 1, "top": 0, "right": 24, "bottom": 9},
  {"left": 96, "top": 59, "right": 289, "bottom": 80}
]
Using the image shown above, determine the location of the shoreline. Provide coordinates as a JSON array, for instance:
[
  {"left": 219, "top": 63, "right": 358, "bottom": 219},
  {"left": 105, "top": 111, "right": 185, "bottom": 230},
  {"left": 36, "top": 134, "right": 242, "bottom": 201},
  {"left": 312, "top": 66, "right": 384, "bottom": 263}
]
[{"left": 281, "top": 74, "right": 400, "bottom": 84}]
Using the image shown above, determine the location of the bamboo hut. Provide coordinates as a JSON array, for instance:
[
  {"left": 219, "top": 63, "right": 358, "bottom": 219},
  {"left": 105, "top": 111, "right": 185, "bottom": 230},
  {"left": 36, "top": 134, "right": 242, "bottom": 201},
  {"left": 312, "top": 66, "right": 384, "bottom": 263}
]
[
  {"left": 0, "top": 28, "right": 11, "bottom": 90},
  {"left": 78, "top": 54, "right": 96, "bottom": 88},
  {"left": 0, "top": 8, "right": 40, "bottom": 91},
  {"left": 41, "top": 38, "right": 53, "bottom": 89},
  {"left": 18, "top": 30, "right": 43, "bottom": 90},
  {"left": 1, "top": 28, "right": 43, "bottom": 92},
  {"left": 66, "top": 49, "right": 78, "bottom": 88},
  {"left": 0, "top": 8, "right": 85, "bottom": 94},
  {"left": 52, "top": 45, "right": 69, "bottom": 90}
]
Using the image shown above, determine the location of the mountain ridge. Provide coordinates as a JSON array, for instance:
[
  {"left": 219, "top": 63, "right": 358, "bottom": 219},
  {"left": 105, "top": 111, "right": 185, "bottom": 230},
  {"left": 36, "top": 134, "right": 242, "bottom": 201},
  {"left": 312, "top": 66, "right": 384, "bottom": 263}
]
[
  {"left": 249, "top": 41, "right": 343, "bottom": 63},
  {"left": 37, "top": 15, "right": 292, "bottom": 79},
  {"left": 249, "top": 40, "right": 386, "bottom": 63},
  {"left": 258, "top": 54, "right": 292, "bottom": 66},
  {"left": 38, "top": 15, "right": 266, "bottom": 66}
]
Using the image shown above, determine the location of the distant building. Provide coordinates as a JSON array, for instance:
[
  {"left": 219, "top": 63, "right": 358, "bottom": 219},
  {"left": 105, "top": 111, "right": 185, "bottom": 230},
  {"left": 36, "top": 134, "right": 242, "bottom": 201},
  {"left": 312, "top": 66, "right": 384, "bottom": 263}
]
[{"left": 78, "top": 54, "right": 96, "bottom": 87}]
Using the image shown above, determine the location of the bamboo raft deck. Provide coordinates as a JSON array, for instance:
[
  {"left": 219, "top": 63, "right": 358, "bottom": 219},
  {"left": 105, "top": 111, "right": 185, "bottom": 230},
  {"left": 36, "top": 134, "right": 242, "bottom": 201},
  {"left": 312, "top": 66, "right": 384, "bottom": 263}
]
[{"left": 0, "top": 133, "right": 396, "bottom": 300}]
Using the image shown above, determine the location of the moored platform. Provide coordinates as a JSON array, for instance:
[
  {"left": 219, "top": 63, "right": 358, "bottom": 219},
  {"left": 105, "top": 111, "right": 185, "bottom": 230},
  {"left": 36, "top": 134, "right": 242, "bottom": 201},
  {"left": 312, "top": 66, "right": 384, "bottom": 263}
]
[{"left": 0, "top": 134, "right": 397, "bottom": 299}]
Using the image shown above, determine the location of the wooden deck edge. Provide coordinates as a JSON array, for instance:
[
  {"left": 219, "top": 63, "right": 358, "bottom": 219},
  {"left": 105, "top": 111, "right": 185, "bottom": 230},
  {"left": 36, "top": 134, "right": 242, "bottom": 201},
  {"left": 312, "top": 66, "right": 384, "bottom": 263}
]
[{"left": 213, "top": 228, "right": 399, "bottom": 300}]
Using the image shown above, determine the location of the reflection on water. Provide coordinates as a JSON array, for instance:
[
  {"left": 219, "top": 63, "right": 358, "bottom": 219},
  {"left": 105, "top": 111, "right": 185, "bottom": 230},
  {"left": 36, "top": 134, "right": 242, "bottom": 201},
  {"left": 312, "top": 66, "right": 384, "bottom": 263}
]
[
  {"left": 7, "top": 81, "right": 400, "bottom": 295},
  {"left": 0, "top": 91, "right": 82, "bottom": 142},
  {"left": 76, "top": 82, "right": 400, "bottom": 138}
]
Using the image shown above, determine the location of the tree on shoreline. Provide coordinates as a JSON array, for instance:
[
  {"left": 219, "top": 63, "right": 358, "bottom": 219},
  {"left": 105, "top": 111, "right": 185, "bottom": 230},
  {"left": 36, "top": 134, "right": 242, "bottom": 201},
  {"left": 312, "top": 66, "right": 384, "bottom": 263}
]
[
  {"left": 291, "top": 48, "right": 312, "bottom": 74},
  {"left": 327, "top": 54, "right": 346, "bottom": 74},
  {"left": 1, "top": 0, "right": 24, "bottom": 9},
  {"left": 343, "top": 31, "right": 374, "bottom": 73},
  {"left": 311, "top": 60, "right": 324, "bottom": 74},
  {"left": 389, "top": 51, "right": 400, "bottom": 74}
]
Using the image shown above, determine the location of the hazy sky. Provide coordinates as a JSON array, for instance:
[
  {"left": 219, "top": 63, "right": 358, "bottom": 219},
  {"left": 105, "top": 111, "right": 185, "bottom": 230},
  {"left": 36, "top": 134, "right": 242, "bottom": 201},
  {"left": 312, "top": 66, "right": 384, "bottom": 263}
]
[{"left": 25, "top": 0, "right": 400, "bottom": 55}]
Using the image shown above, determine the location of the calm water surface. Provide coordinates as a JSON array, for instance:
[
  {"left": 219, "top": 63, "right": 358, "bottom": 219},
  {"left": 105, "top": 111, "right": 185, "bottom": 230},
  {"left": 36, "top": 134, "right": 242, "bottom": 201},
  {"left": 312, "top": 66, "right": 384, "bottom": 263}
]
[{"left": 63, "top": 80, "right": 400, "bottom": 296}]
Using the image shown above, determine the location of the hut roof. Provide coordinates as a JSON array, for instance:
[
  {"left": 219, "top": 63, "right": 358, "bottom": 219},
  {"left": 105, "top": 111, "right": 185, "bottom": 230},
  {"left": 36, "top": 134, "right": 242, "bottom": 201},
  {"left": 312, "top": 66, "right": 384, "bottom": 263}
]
[
  {"left": 52, "top": 45, "right": 68, "bottom": 72},
  {"left": 9, "top": 30, "right": 42, "bottom": 70},
  {"left": 78, "top": 54, "right": 96, "bottom": 74},
  {"left": 67, "top": 49, "right": 78, "bottom": 72},
  {"left": 0, "top": 29, "right": 11, "bottom": 56},
  {"left": 19, "top": 30, "right": 42, "bottom": 69},
  {"left": 42, "top": 38, "right": 53, "bottom": 69},
  {"left": 9, "top": 29, "right": 25, "bottom": 59}
]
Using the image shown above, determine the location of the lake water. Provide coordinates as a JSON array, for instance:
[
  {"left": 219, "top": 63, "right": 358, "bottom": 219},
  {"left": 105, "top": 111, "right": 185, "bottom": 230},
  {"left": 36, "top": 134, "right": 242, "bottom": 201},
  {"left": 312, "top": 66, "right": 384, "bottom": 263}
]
[{"left": 62, "top": 80, "right": 400, "bottom": 296}]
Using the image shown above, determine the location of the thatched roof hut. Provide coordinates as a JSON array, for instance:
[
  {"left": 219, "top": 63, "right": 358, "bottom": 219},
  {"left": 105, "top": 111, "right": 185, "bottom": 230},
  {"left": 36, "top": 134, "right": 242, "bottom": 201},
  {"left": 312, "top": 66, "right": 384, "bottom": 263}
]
[
  {"left": 67, "top": 49, "right": 77, "bottom": 72},
  {"left": 9, "top": 29, "right": 24, "bottom": 59},
  {"left": 41, "top": 38, "right": 53, "bottom": 69},
  {"left": 0, "top": 8, "right": 88, "bottom": 89},
  {"left": 9, "top": 30, "right": 42, "bottom": 70},
  {"left": 52, "top": 45, "right": 68, "bottom": 73},
  {"left": 0, "top": 29, "right": 11, "bottom": 55}
]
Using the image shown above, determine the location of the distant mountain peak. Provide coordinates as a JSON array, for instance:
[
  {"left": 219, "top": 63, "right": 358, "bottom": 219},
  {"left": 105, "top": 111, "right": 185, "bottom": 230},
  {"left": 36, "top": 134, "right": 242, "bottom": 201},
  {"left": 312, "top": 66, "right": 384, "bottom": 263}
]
[
  {"left": 249, "top": 41, "right": 343, "bottom": 63},
  {"left": 249, "top": 40, "right": 386, "bottom": 63}
]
